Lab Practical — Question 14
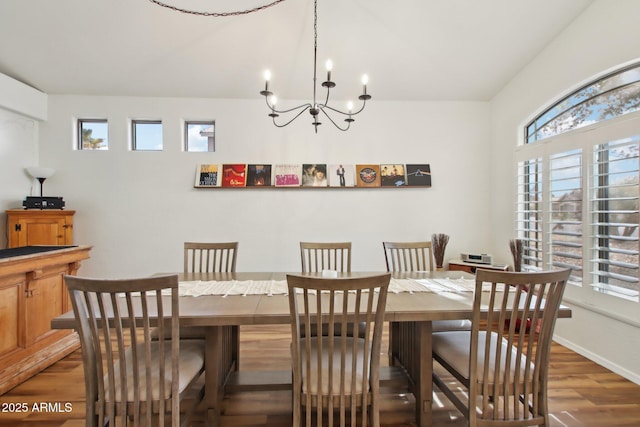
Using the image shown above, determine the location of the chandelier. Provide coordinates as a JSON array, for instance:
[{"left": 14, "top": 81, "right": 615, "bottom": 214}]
[{"left": 260, "top": 0, "right": 371, "bottom": 132}]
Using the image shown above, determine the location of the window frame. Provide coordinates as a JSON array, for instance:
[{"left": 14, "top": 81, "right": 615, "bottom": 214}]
[
  {"left": 131, "top": 119, "right": 163, "bottom": 151},
  {"left": 516, "top": 112, "right": 640, "bottom": 323},
  {"left": 184, "top": 120, "right": 215, "bottom": 152},
  {"left": 77, "top": 118, "right": 108, "bottom": 150},
  {"left": 525, "top": 62, "right": 640, "bottom": 144}
]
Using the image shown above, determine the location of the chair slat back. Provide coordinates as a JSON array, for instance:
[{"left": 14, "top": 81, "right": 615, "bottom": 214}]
[
  {"left": 65, "top": 274, "right": 180, "bottom": 427},
  {"left": 382, "top": 241, "right": 434, "bottom": 272},
  {"left": 287, "top": 273, "right": 390, "bottom": 427},
  {"left": 300, "top": 241, "right": 352, "bottom": 273},
  {"left": 184, "top": 241, "right": 238, "bottom": 273},
  {"left": 471, "top": 269, "right": 570, "bottom": 423}
]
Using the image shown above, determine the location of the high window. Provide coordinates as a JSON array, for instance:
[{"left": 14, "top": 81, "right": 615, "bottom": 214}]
[
  {"left": 78, "top": 119, "right": 108, "bottom": 150},
  {"left": 517, "top": 63, "right": 640, "bottom": 320},
  {"left": 132, "top": 120, "right": 163, "bottom": 151},
  {"left": 185, "top": 121, "right": 215, "bottom": 152}
]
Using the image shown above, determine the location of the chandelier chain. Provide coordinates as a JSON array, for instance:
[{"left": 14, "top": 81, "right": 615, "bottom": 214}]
[
  {"left": 312, "top": 0, "right": 318, "bottom": 107},
  {"left": 148, "top": 0, "right": 289, "bottom": 17}
]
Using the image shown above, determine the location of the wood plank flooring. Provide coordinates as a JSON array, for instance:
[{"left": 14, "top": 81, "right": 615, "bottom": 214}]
[{"left": 0, "top": 324, "right": 639, "bottom": 426}]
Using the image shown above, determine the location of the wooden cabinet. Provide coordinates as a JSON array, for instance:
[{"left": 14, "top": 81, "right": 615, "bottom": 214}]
[
  {"left": 6, "top": 209, "right": 75, "bottom": 248},
  {"left": 0, "top": 245, "right": 91, "bottom": 394},
  {"left": 448, "top": 259, "right": 509, "bottom": 274}
]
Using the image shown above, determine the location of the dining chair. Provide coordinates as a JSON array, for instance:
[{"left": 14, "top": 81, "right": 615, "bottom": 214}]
[
  {"left": 382, "top": 241, "right": 471, "bottom": 366},
  {"left": 300, "top": 241, "right": 365, "bottom": 338},
  {"left": 432, "top": 268, "right": 571, "bottom": 427},
  {"left": 184, "top": 241, "right": 238, "bottom": 273},
  {"left": 178, "top": 241, "right": 239, "bottom": 340},
  {"left": 65, "top": 274, "right": 205, "bottom": 427},
  {"left": 287, "top": 273, "right": 391, "bottom": 427},
  {"left": 382, "top": 241, "right": 434, "bottom": 272},
  {"left": 300, "top": 241, "right": 352, "bottom": 273}
]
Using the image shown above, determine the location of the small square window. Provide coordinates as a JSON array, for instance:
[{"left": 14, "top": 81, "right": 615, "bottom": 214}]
[
  {"left": 78, "top": 119, "right": 108, "bottom": 150},
  {"left": 132, "top": 120, "right": 163, "bottom": 151},
  {"left": 185, "top": 121, "right": 215, "bottom": 152}
]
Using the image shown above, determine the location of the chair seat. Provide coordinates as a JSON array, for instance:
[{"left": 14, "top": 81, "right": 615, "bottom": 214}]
[
  {"left": 433, "top": 331, "right": 534, "bottom": 387},
  {"left": 109, "top": 339, "right": 205, "bottom": 402},
  {"left": 300, "top": 337, "right": 370, "bottom": 396}
]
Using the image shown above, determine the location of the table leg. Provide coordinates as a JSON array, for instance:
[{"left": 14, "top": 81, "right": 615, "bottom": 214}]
[
  {"left": 205, "top": 327, "right": 222, "bottom": 426},
  {"left": 391, "top": 321, "right": 433, "bottom": 427},
  {"left": 205, "top": 325, "right": 239, "bottom": 426},
  {"left": 415, "top": 321, "right": 433, "bottom": 427}
]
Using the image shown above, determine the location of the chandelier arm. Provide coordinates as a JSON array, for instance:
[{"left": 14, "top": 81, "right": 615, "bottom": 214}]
[
  {"left": 266, "top": 100, "right": 314, "bottom": 115},
  {"left": 272, "top": 105, "right": 313, "bottom": 127},
  {"left": 319, "top": 107, "right": 351, "bottom": 132},
  {"left": 318, "top": 98, "right": 367, "bottom": 116},
  {"left": 321, "top": 85, "right": 331, "bottom": 108},
  {"left": 148, "top": 0, "right": 289, "bottom": 17}
]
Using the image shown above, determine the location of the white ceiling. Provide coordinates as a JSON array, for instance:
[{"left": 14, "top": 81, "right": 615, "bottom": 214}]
[{"left": 0, "top": 0, "right": 593, "bottom": 102}]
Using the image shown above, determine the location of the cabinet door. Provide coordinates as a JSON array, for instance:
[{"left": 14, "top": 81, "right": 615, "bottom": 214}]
[
  {"left": 25, "top": 272, "right": 66, "bottom": 346},
  {"left": 7, "top": 210, "right": 75, "bottom": 248},
  {"left": 15, "top": 217, "right": 67, "bottom": 247},
  {"left": 0, "top": 276, "right": 26, "bottom": 358}
]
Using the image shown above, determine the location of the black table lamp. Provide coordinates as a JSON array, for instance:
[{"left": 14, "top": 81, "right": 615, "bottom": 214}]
[
  {"left": 26, "top": 166, "right": 55, "bottom": 197},
  {"left": 24, "top": 167, "right": 64, "bottom": 209}
]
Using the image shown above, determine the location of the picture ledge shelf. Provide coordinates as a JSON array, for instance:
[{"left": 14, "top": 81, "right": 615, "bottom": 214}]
[
  {"left": 193, "top": 185, "right": 432, "bottom": 189},
  {"left": 195, "top": 163, "right": 433, "bottom": 189}
]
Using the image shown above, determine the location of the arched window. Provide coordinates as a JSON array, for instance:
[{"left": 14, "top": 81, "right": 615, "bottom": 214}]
[
  {"left": 517, "top": 63, "right": 640, "bottom": 317},
  {"left": 526, "top": 63, "right": 640, "bottom": 143}
]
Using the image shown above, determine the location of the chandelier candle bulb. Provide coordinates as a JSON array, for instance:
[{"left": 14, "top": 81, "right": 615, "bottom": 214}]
[
  {"left": 268, "top": 95, "right": 279, "bottom": 118},
  {"left": 362, "top": 74, "right": 369, "bottom": 94},
  {"left": 326, "top": 59, "right": 333, "bottom": 81},
  {"left": 264, "top": 70, "right": 271, "bottom": 91}
]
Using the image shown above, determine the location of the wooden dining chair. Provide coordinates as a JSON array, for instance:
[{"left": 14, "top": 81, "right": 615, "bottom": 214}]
[
  {"left": 382, "top": 241, "right": 471, "bottom": 366},
  {"left": 184, "top": 241, "right": 238, "bottom": 273},
  {"left": 65, "top": 274, "right": 205, "bottom": 427},
  {"left": 382, "top": 241, "right": 434, "bottom": 272},
  {"left": 300, "top": 241, "right": 365, "bottom": 338},
  {"left": 300, "top": 241, "right": 352, "bottom": 273},
  {"left": 180, "top": 241, "right": 240, "bottom": 340},
  {"left": 287, "top": 273, "right": 391, "bottom": 427},
  {"left": 432, "top": 268, "right": 571, "bottom": 427}
]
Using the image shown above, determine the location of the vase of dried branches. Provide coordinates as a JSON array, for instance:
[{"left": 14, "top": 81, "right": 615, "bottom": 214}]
[
  {"left": 509, "top": 238, "right": 524, "bottom": 272},
  {"left": 432, "top": 233, "right": 450, "bottom": 271}
]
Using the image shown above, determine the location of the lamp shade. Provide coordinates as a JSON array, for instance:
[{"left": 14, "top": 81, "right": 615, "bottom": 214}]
[{"left": 26, "top": 167, "right": 55, "bottom": 179}]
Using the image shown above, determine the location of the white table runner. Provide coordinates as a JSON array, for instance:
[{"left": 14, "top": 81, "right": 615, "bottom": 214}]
[{"left": 172, "top": 277, "right": 483, "bottom": 297}]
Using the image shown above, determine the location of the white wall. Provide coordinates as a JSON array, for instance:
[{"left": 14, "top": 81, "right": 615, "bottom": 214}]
[
  {"left": 0, "top": 72, "right": 47, "bottom": 121},
  {"left": 0, "top": 75, "right": 47, "bottom": 247},
  {"left": 490, "top": 0, "right": 640, "bottom": 384},
  {"left": 0, "top": 108, "right": 40, "bottom": 247},
  {"left": 37, "top": 96, "right": 491, "bottom": 278}
]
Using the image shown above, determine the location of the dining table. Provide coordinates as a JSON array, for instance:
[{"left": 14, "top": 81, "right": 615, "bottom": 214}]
[{"left": 51, "top": 270, "right": 572, "bottom": 427}]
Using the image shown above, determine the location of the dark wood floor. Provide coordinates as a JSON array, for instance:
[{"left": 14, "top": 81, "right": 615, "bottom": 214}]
[{"left": 1, "top": 324, "right": 639, "bottom": 426}]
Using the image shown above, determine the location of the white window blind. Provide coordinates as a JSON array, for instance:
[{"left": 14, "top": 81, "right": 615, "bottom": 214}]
[
  {"left": 517, "top": 157, "right": 543, "bottom": 271},
  {"left": 591, "top": 136, "right": 640, "bottom": 301},
  {"left": 549, "top": 149, "right": 583, "bottom": 284}
]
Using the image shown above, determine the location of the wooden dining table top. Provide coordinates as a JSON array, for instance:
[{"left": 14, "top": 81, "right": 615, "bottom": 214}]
[{"left": 51, "top": 271, "right": 571, "bottom": 330}]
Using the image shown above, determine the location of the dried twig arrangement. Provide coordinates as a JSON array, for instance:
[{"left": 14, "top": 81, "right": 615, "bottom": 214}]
[
  {"left": 431, "top": 233, "right": 450, "bottom": 269},
  {"left": 509, "top": 238, "right": 524, "bottom": 272}
]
